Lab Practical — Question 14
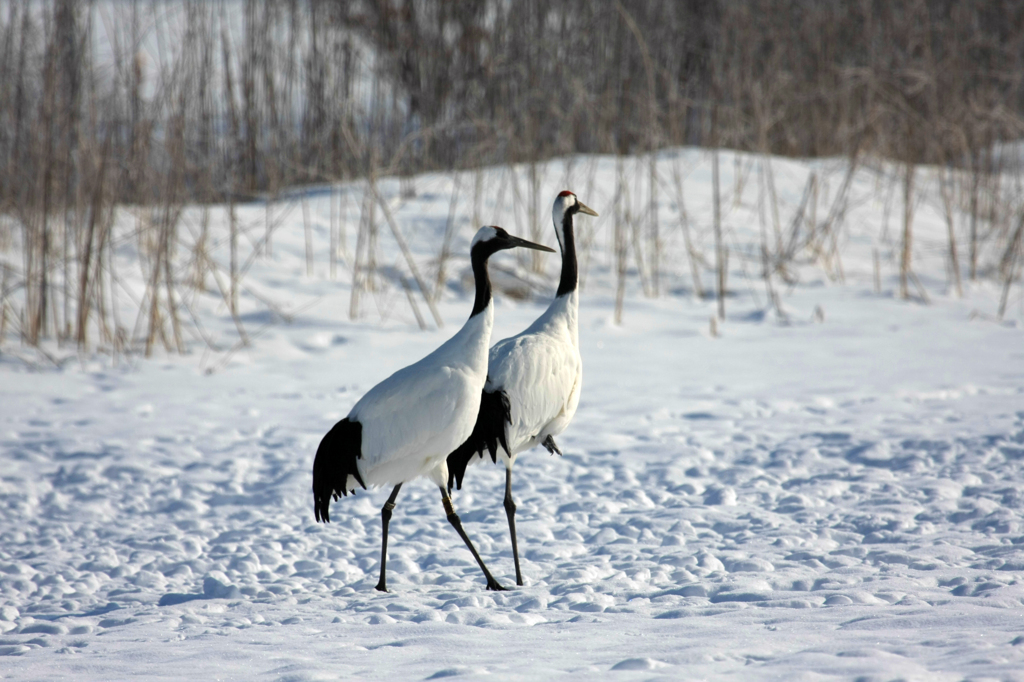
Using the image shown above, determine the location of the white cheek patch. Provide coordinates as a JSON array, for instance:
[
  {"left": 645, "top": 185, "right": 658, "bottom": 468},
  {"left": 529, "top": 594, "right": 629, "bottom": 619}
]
[{"left": 552, "top": 197, "right": 575, "bottom": 249}]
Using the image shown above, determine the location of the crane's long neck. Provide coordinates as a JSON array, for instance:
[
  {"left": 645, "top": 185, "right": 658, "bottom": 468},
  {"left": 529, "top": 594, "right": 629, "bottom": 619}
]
[
  {"left": 556, "top": 211, "right": 578, "bottom": 298},
  {"left": 449, "top": 244, "right": 497, "bottom": 372},
  {"left": 470, "top": 245, "right": 495, "bottom": 319}
]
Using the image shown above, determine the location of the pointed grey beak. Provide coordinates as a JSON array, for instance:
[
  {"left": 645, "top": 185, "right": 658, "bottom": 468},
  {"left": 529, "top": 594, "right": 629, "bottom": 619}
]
[
  {"left": 508, "top": 234, "right": 556, "bottom": 253},
  {"left": 577, "top": 201, "right": 599, "bottom": 217}
]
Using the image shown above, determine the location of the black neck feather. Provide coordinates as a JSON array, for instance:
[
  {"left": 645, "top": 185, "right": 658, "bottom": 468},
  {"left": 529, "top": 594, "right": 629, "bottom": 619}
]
[
  {"left": 470, "top": 242, "right": 496, "bottom": 318},
  {"left": 556, "top": 209, "right": 578, "bottom": 298}
]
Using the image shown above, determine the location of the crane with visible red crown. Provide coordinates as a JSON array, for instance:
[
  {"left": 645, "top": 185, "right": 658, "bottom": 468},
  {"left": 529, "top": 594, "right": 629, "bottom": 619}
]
[
  {"left": 447, "top": 191, "right": 598, "bottom": 586},
  {"left": 312, "top": 226, "right": 554, "bottom": 592}
]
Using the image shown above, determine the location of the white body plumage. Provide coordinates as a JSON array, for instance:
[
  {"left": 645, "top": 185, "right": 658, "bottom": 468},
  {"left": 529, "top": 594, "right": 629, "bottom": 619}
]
[
  {"left": 349, "top": 307, "right": 492, "bottom": 490},
  {"left": 451, "top": 192, "right": 595, "bottom": 476},
  {"left": 312, "top": 225, "right": 556, "bottom": 592},
  {"left": 444, "top": 192, "right": 596, "bottom": 586},
  {"left": 483, "top": 289, "right": 581, "bottom": 466}
]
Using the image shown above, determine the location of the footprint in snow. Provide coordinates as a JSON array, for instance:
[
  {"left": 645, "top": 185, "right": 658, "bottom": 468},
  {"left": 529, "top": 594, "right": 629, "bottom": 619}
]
[{"left": 611, "top": 657, "right": 669, "bottom": 671}]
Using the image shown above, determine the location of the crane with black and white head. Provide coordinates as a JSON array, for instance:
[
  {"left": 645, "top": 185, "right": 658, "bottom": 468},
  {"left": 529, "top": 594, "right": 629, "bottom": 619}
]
[
  {"left": 312, "top": 226, "right": 555, "bottom": 592},
  {"left": 447, "top": 191, "right": 598, "bottom": 586}
]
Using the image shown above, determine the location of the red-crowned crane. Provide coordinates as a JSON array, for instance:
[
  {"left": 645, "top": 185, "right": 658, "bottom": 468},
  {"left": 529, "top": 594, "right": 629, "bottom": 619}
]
[
  {"left": 447, "top": 191, "right": 598, "bottom": 585},
  {"left": 312, "top": 226, "right": 555, "bottom": 592}
]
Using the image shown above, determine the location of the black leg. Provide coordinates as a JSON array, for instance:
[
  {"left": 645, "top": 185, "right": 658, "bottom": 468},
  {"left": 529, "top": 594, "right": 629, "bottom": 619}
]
[
  {"left": 503, "top": 467, "right": 523, "bottom": 586},
  {"left": 439, "top": 487, "right": 506, "bottom": 591},
  {"left": 375, "top": 484, "right": 402, "bottom": 592}
]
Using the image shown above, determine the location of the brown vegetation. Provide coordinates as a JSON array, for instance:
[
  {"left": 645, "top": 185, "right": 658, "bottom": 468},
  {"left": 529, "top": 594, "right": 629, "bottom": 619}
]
[{"left": 0, "top": 0, "right": 1022, "bottom": 354}]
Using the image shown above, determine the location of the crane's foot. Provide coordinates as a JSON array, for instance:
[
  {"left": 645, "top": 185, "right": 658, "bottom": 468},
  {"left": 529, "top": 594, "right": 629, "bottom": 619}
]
[
  {"left": 374, "top": 581, "right": 388, "bottom": 593},
  {"left": 542, "top": 435, "right": 562, "bottom": 456},
  {"left": 486, "top": 578, "right": 508, "bottom": 591}
]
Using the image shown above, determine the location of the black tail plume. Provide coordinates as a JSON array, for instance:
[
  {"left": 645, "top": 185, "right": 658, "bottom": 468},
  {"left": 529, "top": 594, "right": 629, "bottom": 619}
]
[
  {"left": 446, "top": 389, "right": 511, "bottom": 491},
  {"left": 312, "top": 418, "right": 366, "bottom": 523}
]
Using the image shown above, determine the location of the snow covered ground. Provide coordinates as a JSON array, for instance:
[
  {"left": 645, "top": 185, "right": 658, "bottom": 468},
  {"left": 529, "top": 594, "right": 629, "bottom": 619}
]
[{"left": 2, "top": 150, "right": 1024, "bottom": 680}]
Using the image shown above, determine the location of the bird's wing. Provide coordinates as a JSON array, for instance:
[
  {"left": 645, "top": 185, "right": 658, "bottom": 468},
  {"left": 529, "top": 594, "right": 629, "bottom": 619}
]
[
  {"left": 487, "top": 331, "right": 581, "bottom": 453},
  {"left": 350, "top": 359, "right": 479, "bottom": 483}
]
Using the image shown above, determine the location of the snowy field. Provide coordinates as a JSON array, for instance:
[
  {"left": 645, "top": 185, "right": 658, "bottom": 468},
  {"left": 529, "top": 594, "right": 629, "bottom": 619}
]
[{"left": 2, "top": 150, "right": 1024, "bottom": 680}]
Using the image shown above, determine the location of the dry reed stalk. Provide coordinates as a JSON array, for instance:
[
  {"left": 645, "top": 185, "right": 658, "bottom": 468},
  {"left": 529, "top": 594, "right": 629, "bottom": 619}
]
[
  {"left": 400, "top": 276, "right": 428, "bottom": 331},
  {"left": 757, "top": 163, "right": 783, "bottom": 318},
  {"left": 713, "top": 148, "right": 725, "bottom": 319},
  {"left": 366, "top": 172, "right": 379, "bottom": 293},
  {"left": 628, "top": 157, "right": 652, "bottom": 297},
  {"left": 349, "top": 183, "right": 371, "bottom": 320},
  {"left": 76, "top": 136, "right": 110, "bottom": 348},
  {"left": 815, "top": 159, "right": 857, "bottom": 281},
  {"left": 574, "top": 156, "right": 602, "bottom": 291},
  {"left": 229, "top": 198, "right": 239, "bottom": 317},
  {"left": 528, "top": 161, "right": 542, "bottom": 273},
  {"left": 810, "top": 172, "right": 819, "bottom": 252},
  {"left": 265, "top": 195, "right": 274, "bottom": 258},
  {"left": 762, "top": 244, "right": 782, "bottom": 318},
  {"left": 99, "top": 209, "right": 117, "bottom": 353},
  {"left": 330, "top": 187, "right": 337, "bottom": 280},
  {"left": 302, "top": 194, "right": 313, "bottom": 277},
  {"left": 561, "top": 155, "right": 577, "bottom": 200},
  {"left": 237, "top": 199, "right": 300, "bottom": 281},
  {"left": 163, "top": 213, "right": 184, "bottom": 354},
  {"left": 472, "top": 168, "right": 483, "bottom": 230},
  {"left": 969, "top": 157, "right": 981, "bottom": 281},
  {"left": 938, "top": 168, "right": 963, "bottom": 297},
  {"left": 614, "top": 156, "right": 627, "bottom": 325},
  {"left": 900, "top": 163, "right": 914, "bottom": 300},
  {"left": 204, "top": 240, "right": 250, "bottom": 348},
  {"left": 340, "top": 187, "right": 350, "bottom": 264},
  {"left": 778, "top": 172, "right": 815, "bottom": 279},
  {"left": 505, "top": 164, "right": 528, "bottom": 272},
  {"left": 827, "top": 225, "right": 846, "bottom": 284},
  {"left": 127, "top": 214, "right": 151, "bottom": 348},
  {"left": 762, "top": 158, "right": 783, "bottom": 257},
  {"left": 193, "top": 208, "right": 210, "bottom": 294},
  {"left": 239, "top": 282, "right": 294, "bottom": 324},
  {"left": 669, "top": 156, "right": 705, "bottom": 298},
  {"left": 370, "top": 182, "right": 444, "bottom": 329},
  {"left": 733, "top": 156, "right": 752, "bottom": 208},
  {"left": 433, "top": 172, "right": 461, "bottom": 302},
  {"left": 649, "top": 151, "right": 660, "bottom": 296},
  {"left": 0, "top": 264, "right": 9, "bottom": 344},
  {"left": 492, "top": 165, "right": 508, "bottom": 231},
  {"left": 143, "top": 213, "right": 167, "bottom": 357},
  {"left": 997, "top": 212, "right": 1023, "bottom": 320}
]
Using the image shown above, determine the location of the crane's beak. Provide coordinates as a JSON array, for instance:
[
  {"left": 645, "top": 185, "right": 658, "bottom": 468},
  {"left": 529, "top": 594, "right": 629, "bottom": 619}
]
[
  {"left": 508, "top": 235, "right": 556, "bottom": 253},
  {"left": 577, "top": 201, "right": 599, "bottom": 217}
]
